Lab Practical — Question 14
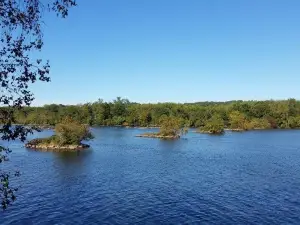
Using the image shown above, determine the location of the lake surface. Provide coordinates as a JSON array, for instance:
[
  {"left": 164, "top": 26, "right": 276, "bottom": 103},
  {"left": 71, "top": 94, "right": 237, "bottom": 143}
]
[{"left": 1, "top": 128, "right": 300, "bottom": 224}]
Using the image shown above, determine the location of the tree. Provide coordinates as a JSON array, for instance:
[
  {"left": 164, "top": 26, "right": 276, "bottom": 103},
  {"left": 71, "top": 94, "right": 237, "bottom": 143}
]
[
  {"left": 91, "top": 99, "right": 106, "bottom": 125},
  {"left": 159, "top": 116, "right": 188, "bottom": 137},
  {"left": 139, "top": 106, "right": 152, "bottom": 127},
  {"left": 288, "top": 116, "right": 300, "bottom": 129},
  {"left": 111, "top": 97, "right": 129, "bottom": 117},
  {"left": 0, "top": 0, "right": 76, "bottom": 209},
  {"left": 229, "top": 111, "right": 249, "bottom": 130},
  {"left": 249, "top": 118, "right": 271, "bottom": 129},
  {"left": 200, "top": 115, "right": 224, "bottom": 134},
  {"left": 126, "top": 104, "right": 139, "bottom": 126},
  {"left": 80, "top": 103, "right": 93, "bottom": 125},
  {"left": 55, "top": 117, "right": 93, "bottom": 145}
]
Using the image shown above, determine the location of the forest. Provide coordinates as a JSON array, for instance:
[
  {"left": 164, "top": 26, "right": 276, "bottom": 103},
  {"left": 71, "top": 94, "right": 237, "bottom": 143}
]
[{"left": 11, "top": 97, "right": 300, "bottom": 131}]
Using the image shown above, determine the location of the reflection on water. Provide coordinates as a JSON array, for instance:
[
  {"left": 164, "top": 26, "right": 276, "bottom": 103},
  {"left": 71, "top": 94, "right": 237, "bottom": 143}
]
[
  {"left": 54, "top": 149, "right": 93, "bottom": 164},
  {"left": 52, "top": 149, "right": 94, "bottom": 185}
]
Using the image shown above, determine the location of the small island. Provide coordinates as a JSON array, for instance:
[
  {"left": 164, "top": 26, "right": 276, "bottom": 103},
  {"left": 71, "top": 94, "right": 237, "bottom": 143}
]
[
  {"left": 25, "top": 117, "right": 93, "bottom": 151},
  {"left": 136, "top": 116, "right": 188, "bottom": 139},
  {"left": 198, "top": 115, "right": 225, "bottom": 134},
  {"left": 195, "top": 111, "right": 275, "bottom": 134}
]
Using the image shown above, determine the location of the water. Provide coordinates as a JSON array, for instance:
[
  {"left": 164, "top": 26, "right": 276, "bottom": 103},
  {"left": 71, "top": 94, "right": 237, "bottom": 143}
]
[{"left": 1, "top": 128, "right": 300, "bottom": 224}]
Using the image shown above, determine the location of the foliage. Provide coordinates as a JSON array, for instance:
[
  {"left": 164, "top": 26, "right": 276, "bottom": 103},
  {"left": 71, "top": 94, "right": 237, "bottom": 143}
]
[
  {"left": 200, "top": 115, "right": 224, "bottom": 134},
  {"left": 26, "top": 136, "right": 56, "bottom": 146},
  {"left": 0, "top": 0, "right": 76, "bottom": 209},
  {"left": 8, "top": 99, "right": 300, "bottom": 129},
  {"left": 9, "top": 98, "right": 300, "bottom": 132},
  {"left": 248, "top": 118, "right": 271, "bottom": 130},
  {"left": 288, "top": 116, "right": 300, "bottom": 129},
  {"left": 158, "top": 116, "right": 188, "bottom": 137},
  {"left": 54, "top": 118, "right": 93, "bottom": 145},
  {"left": 229, "top": 111, "right": 250, "bottom": 130}
]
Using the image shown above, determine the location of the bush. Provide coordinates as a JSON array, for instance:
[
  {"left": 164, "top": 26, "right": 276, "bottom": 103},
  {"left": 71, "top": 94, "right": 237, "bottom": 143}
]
[
  {"left": 200, "top": 115, "right": 224, "bottom": 134},
  {"left": 249, "top": 118, "right": 271, "bottom": 129},
  {"left": 288, "top": 116, "right": 300, "bottom": 128},
  {"left": 55, "top": 117, "right": 93, "bottom": 145},
  {"left": 27, "top": 135, "right": 57, "bottom": 145},
  {"left": 112, "top": 116, "right": 126, "bottom": 125},
  {"left": 229, "top": 111, "right": 250, "bottom": 130},
  {"left": 159, "top": 116, "right": 188, "bottom": 137}
]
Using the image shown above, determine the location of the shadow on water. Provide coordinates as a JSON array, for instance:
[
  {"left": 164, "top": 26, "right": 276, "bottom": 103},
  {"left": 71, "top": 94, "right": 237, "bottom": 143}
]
[
  {"left": 53, "top": 149, "right": 93, "bottom": 165},
  {"left": 158, "top": 138, "right": 187, "bottom": 151},
  {"left": 51, "top": 150, "right": 94, "bottom": 188}
]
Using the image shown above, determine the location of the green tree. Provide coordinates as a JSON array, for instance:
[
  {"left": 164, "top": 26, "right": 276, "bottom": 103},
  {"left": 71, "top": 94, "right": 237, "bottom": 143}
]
[
  {"left": 152, "top": 104, "right": 171, "bottom": 124},
  {"left": 80, "top": 103, "right": 93, "bottom": 125},
  {"left": 0, "top": 0, "right": 76, "bottom": 209},
  {"left": 111, "top": 97, "right": 129, "bottom": 117},
  {"left": 288, "top": 98, "right": 298, "bottom": 117},
  {"left": 159, "top": 116, "right": 188, "bottom": 137},
  {"left": 249, "top": 118, "right": 271, "bottom": 129},
  {"left": 91, "top": 99, "right": 106, "bottom": 125},
  {"left": 11, "top": 99, "right": 300, "bottom": 131},
  {"left": 139, "top": 106, "right": 152, "bottom": 127},
  {"left": 229, "top": 111, "right": 249, "bottom": 130},
  {"left": 126, "top": 105, "right": 140, "bottom": 126},
  {"left": 288, "top": 116, "right": 300, "bottom": 129},
  {"left": 55, "top": 117, "right": 93, "bottom": 145},
  {"left": 250, "top": 101, "right": 271, "bottom": 118},
  {"left": 200, "top": 115, "right": 224, "bottom": 134}
]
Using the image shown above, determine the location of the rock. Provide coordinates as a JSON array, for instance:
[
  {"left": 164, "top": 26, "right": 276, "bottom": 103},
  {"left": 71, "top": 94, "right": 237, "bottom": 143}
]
[
  {"left": 136, "top": 133, "right": 180, "bottom": 140},
  {"left": 25, "top": 140, "right": 90, "bottom": 152}
]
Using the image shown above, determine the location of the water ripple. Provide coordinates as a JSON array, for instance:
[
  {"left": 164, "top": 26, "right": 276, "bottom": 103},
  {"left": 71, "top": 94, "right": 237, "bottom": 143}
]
[{"left": 1, "top": 129, "right": 300, "bottom": 224}]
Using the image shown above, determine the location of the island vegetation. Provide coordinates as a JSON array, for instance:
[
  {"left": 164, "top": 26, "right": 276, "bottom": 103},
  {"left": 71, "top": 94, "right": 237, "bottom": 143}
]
[
  {"left": 25, "top": 118, "right": 93, "bottom": 151},
  {"left": 10, "top": 97, "right": 300, "bottom": 132},
  {"left": 198, "top": 115, "right": 225, "bottom": 134},
  {"left": 136, "top": 116, "right": 188, "bottom": 139}
]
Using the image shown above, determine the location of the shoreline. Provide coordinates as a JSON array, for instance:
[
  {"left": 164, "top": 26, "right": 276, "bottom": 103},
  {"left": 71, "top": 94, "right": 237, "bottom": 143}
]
[
  {"left": 10, "top": 124, "right": 300, "bottom": 131},
  {"left": 25, "top": 143, "right": 90, "bottom": 151},
  {"left": 135, "top": 133, "right": 180, "bottom": 140}
]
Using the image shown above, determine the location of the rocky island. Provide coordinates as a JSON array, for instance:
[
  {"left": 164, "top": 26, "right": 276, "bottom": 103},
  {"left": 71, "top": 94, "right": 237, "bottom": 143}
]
[
  {"left": 25, "top": 117, "right": 93, "bottom": 151},
  {"left": 136, "top": 133, "right": 180, "bottom": 140},
  {"left": 25, "top": 137, "right": 90, "bottom": 151}
]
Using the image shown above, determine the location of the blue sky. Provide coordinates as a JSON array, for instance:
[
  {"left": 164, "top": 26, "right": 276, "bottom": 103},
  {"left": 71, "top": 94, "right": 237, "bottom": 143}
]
[{"left": 32, "top": 0, "right": 300, "bottom": 105}]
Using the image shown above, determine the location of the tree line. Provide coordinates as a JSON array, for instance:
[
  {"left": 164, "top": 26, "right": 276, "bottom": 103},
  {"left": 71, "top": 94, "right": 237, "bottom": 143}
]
[{"left": 12, "top": 97, "right": 300, "bottom": 130}]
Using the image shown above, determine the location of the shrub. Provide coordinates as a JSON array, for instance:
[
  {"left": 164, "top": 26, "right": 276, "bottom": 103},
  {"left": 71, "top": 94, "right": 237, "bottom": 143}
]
[
  {"left": 55, "top": 117, "right": 93, "bottom": 145},
  {"left": 159, "top": 116, "right": 188, "bottom": 137},
  {"left": 288, "top": 116, "right": 300, "bottom": 129},
  {"left": 200, "top": 115, "right": 224, "bottom": 134},
  {"left": 249, "top": 118, "right": 271, "bottom": 129},
  {"left": 229, "top": 111, "right": 250, "bottom": 130},
  {"left": 27, "top": 135, "right": 57, "bottom": 145}
]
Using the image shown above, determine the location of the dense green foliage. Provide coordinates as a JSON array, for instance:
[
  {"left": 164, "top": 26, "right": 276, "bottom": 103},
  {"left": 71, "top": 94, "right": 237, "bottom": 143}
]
[
  {"left": 158, "top": 116, "right": 188, "bottom": 137},
  {"left": 54, "top": 118, "right": 93, "bottom": 145},
  {"left": 12, "top": 98, "right": 300, "bottom": 130},
  {"left": 229, "top": 111, "right": 250, "bottom": 130},
  {"left": 200, "top": 115, "right": 224, "bottom": 134}
]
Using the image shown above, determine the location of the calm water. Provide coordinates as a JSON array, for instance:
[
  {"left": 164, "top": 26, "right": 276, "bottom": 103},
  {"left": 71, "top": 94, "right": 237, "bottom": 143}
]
[{"left": 1, "top": 128, "right": 300, "bottom": 224}]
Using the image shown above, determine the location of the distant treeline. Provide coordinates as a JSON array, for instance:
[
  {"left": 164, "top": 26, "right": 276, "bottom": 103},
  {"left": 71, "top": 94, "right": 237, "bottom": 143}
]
[{"left": 13, "top": 97, "right": 300, "bottom": 130}]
